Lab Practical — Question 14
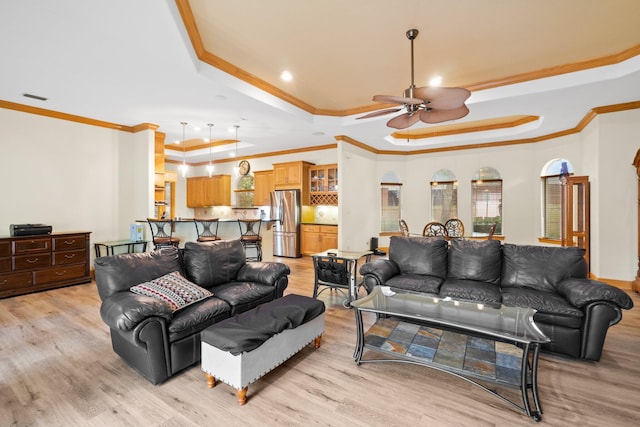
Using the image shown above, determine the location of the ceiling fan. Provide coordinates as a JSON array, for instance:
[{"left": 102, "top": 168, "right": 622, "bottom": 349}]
[{"left": 357, "top": 29, "right": 471, "bottom": 129}]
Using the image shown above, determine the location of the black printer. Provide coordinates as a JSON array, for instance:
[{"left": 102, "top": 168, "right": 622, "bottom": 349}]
[{"left": 10, "top": 224, "right": 53, "bottom": 236}]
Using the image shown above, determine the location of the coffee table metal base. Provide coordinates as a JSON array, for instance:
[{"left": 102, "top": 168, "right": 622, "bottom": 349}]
[{"left": 354, "top": 315, "right": 543, "bottom": 422}]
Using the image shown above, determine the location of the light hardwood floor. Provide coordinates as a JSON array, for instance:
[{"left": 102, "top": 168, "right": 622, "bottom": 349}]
[{"left": 1, "top": 256, "right": 639, "bottom": 426}]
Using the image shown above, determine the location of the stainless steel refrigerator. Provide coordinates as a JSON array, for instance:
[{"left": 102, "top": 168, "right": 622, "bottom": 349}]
[{"left": 270, "top": 189, "right": 301, "bottom": 257}]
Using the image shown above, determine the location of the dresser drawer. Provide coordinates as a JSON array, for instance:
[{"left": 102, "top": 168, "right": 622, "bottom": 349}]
[
  {"left": 0, "top": 258, "right": 10, "bottom": 273},
  {"left": 0, "top": 241, "right": 10, "bottom": 257},
  {"left": 53, "top": 235, "right": 86, "bottom": 251},
  {"left": 0, "top": 272, "right": 33, "bottom": 290},
  {"left": 13, "top": 254, "right": 51, "bottom": 271},
  {"left": 34, "top": 264, "right": 86, "bottom": 285},
  {"left": 52, "top": 249, "right": 86, "bottom": 266},
  {"left": 13, "top": 238, "right": 51, "bottom": 254}
]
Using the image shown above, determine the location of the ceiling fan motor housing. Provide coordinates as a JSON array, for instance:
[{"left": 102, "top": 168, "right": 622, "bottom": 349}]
[{"left": 357, "top": 28, "right": 470, "bottom": 128}]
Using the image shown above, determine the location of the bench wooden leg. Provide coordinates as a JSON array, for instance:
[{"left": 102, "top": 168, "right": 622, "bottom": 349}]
[
  {"left": 314, "top": 334, "right": 322, "bottom": 349},
  {"left": 236, "top": 387, "right": 248, "bottom": 405},
  {"left": 205, "top": 372, "right": 216, "bottom": 388}
]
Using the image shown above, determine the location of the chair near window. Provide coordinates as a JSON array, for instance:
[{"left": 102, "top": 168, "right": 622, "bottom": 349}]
[
  {"left": 444, "top": 218, "right": 465, "bottom": 239},
  {"left": 399, "top": 219, "right": 410, "bottom": 237},
  {"left": 147, "top": 218, "right": 180, "bottom": 249},
  {"left": 487, "top": 221, "right": 498, "bottom": 240},
  {"left": 194, "top": 218, "right": 221, "bottom": 243},
  {"left": 238, "top": 219, "right": 262, "bottom": 262},
  {"left": 423, "top": 221, "right": 448, "bottom": 238}
]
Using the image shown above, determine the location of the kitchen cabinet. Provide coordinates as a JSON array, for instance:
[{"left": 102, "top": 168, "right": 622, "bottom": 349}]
[
  {"left": 0, "top": 232, "right": 91, "bottom": 299},
  {"left": 273, "top": 161, "right": 314, "bottom": 204},
  {"left": 254, "top": 170, "right": 274, "bottom": 206},
  {"left": 186, "top": 175, "right": 231, "bottom": 207},
  {"left": 301, "top": 224, "right": 338, "bottom": 255},
  {"left": 309, "top": 163, "right": 338, "bottom": 205}
]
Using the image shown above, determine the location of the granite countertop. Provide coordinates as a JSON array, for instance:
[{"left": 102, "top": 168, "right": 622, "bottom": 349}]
[{"left": 301, "top": 222, "right": 338, "bottom": 226}]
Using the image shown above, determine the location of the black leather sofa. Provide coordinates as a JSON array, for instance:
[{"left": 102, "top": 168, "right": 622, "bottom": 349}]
[
  {"left": 94, "top": 240, "right": 290, "bottom": 384},
  {"left": 360, "top": 236, "right": 633, "bottom": 361}
]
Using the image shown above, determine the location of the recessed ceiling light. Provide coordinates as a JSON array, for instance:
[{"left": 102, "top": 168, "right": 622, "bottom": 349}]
[
  {"left": 429, "top": 75, "right": 443, "bottom": 86},
  {"left": 280, "top": 70, "right": 293, "bottom": 82},
  {"left": 193, "top": 126, "right": 201, "bottom": 132}
]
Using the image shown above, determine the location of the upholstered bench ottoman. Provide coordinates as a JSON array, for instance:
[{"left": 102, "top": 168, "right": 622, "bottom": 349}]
[{"left": 201, "top": 294, "right": 325, "bottom": 405}]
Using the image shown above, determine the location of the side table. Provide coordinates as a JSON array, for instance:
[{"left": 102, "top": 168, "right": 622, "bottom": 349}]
[
  {"left": 94, "top": 240, "right": 148, "bottom": 257},
  {"left": 311, "top": 249, "right": 372, "bottom": 307}
]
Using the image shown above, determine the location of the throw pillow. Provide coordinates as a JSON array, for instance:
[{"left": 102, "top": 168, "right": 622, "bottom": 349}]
[{"left": 130, "top": 271, "right": 213, "bottom": 312}]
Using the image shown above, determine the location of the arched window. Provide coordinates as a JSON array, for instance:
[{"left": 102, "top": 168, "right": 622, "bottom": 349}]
[
  {"left": 541, "top": 159, "right": 574, "bottom": 239},
  {"left": 430, "top": 169, "right": 457, "bottom": 223},
  {"left": 380, "top": 172, "right": 402, "bottom": 232},
  {"left": 471, "top": 167, "right": 502, "bottom": 234}
]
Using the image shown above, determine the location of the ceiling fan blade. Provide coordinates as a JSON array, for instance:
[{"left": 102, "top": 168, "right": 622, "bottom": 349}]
[
  {"left": 413, "top": 86, "right": 471, "bottom": 109},
  {"left": 356, "top": 108, "right": 402, "bottom": 120},
  {"left": 420, "top": 105, "right": 470, "bottom": 124},
  {"left": 373, "top": 94, "right": 423, "bottom": 105},
  {"left": 387, "top": 112, "right": 421, "bottom": 129}
]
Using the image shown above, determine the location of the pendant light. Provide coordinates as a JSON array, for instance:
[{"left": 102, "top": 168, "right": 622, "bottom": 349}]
[
  {"left": 234, "top": 124, "right": 240, "bottom": 158},
  {"left": 206, "top": 123, "right": 215, "bottom": 177},
  {"left": 179, "top": 121, "right": 188, "bottom": 177}
]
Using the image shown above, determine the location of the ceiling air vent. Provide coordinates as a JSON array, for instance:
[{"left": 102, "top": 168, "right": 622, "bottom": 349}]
[{"left": 23, "top": 93, "right": 48, "bottom": 101}]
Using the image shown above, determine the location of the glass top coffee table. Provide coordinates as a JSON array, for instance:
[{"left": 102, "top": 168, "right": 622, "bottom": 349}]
[{"left": 351, "top": 286, "right": 550, "bottom": 422}]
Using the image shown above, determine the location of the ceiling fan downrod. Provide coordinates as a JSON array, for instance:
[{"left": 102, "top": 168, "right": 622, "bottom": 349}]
[{"left": 405, "top": 29, "right": 419, "bottom": 100}]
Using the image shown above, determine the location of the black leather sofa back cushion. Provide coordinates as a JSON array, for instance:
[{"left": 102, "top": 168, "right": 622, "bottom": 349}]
[
  {"left": 183, "top": 240, "right": 246, "bottom": 288},
  {"left": 94, "top": 247, "right": 183, "bottom": 301},
  {"left": 389, "top": 236, "right": 448, "bottom": 279},
  {"left": 448, "top": 239, "right": 502, "bottom": 284},
  {"left": 501, "top": 244, "right": 587, "bottom": 292}
]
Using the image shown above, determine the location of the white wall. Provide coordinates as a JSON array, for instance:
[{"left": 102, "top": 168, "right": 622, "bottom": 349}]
[
  {"left": 587, "top": 109, "right": 640, "bottom": 280},
  {"left": 2, "top": 106, "right": 637, "bottom": 281},
  {"left": 0, "top": 108, "right": 152, "bottom": 266},
  {"left": 339, "top": 110, "right": 640, "bottom": 282}
]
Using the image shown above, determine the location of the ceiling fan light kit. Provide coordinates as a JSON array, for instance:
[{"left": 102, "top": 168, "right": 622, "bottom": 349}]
[{"left": 358, "top": 28, "right": 471, "bottom": 129}]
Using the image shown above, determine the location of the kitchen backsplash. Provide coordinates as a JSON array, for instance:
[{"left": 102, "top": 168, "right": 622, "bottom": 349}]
[{"left": 313, "top": 205, "right": 338, "bottom": 224}]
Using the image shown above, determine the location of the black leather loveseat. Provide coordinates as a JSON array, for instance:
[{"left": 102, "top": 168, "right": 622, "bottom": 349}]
[
  {"left": 360, "top": 236, "right": 633, "bottom": 361},
  {"left": 94, "top": 240, "right": 290, "bottom": 384}
]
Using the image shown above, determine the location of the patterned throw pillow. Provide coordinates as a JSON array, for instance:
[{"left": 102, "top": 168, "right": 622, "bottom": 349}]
[{"left": 130, "top": 271, "right": 213, "bottom": 312}]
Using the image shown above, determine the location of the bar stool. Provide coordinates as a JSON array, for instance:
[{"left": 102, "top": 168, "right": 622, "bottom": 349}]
[
  {"left": 147, "top": 218, "right": 180, "bottom": 249},
  {"left": 194, "top": 218, "right": 221, "bottom": 242},
  {"left": 238, "top": 219, "right": 262, "bottom": 262}
]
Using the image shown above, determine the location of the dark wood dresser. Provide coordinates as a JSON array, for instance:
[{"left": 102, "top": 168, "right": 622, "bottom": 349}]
[{"left": 0, "top": 231, "right": 91, "bottom": 298}]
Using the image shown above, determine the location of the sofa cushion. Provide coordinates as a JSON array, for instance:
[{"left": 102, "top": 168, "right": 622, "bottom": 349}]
[
  {"left": 183, "top": 240, "right": 246, "bottom": 288},
  {"left": 532, "top": 311, "right": 583, "bottom": 330},
  {"left": 501, "top": 287, "right": 584, "bottom": 322},
  {"left": 439, "top": 278, "right": 502, "bottom": 305},
  {"left": 168, "top": 296, "right": 232, "bottom": 342},
  {"left": 389, "top": 236, "right": 448, "bottom": 279},
  {"left": 501, "top": 244, "right": 587, "bottom": 292},
  {"left": 94, "top": 247, "right": 183, "bottom": 301},
  {"left": 212, "top": 282, "right": 279, "bottom": 316},
  {"left": 447, "top": 239, "right": 502, "bottom": 284},
  {"left": 386, "top": 273, "right": 444, "bottom": 294},
  {"left": 130, "top": 271, "right": 213, "bottom": 312}
]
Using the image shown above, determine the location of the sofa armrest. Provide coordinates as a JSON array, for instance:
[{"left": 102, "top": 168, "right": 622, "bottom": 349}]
[
  {"left": 360, "top": 259, "right": 400, "bottom": 284},
  {"left": 237, "top": 262, "right": 291, "bottom": 286},
  {"left": 100, "top": 292, "right": 173, "bottom": 331},
  {"left": 557, "top": 278, "right": 634, "bottom": 310}
]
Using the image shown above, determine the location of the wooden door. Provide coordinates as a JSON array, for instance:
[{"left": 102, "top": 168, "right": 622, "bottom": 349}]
[{"left": 562, "top": 175, "right": 590, "bottom": 269}]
